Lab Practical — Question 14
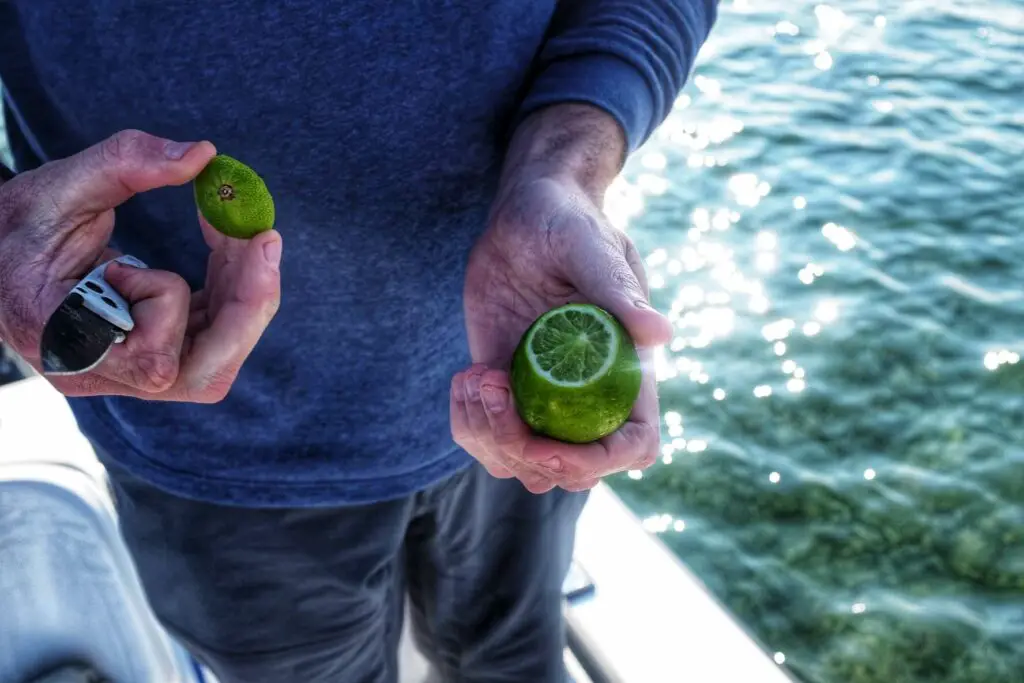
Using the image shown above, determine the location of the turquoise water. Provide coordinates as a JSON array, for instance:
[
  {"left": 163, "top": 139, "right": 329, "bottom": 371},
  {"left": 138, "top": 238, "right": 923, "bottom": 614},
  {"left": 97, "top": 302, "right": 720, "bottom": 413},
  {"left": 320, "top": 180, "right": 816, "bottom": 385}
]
[{"left": 607, "top": 1, "right": 1023, "bottom": 681}]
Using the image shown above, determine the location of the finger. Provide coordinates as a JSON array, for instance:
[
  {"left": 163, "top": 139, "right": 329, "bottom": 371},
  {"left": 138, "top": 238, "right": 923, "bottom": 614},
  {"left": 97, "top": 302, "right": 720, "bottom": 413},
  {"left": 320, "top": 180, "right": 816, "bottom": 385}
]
[
  {"left": 472, "top": 370, "right": 562, "bottom": 495},
  {"left": 622, "top": 237, "right": 651, "bottom": 300},
  {"left": 97, "top": 262, "right": 191, "bottom": 392},
  {"left": 462, "top": 365, "right": 492, "bottom": 436},
  {"left": 451, "top": 370, "right": 515, "bottom": 479},
  {"left": 187, "top": 289, "right": 209, "bottom": 334},
  {"left": 601, "top": 346, "right": 661, "bottom": 471},
  {"left": 562, "top": 227, "right": 672, "bottom": 348},
  {"left": 478, "top": 369, "right": 543, "bottom": 462},
  {"left": 178, "top": 229, "right": 282, "bottom": 399},
  {"left": 42, "top": 130, "right": 216, "bottom": 218},
  {"left": 187, "top": 306, "right": 209, "bottom": 336},
  {"left": 450, "top": 372, "right": 472, "bottom": 445},
  {"left": 198, "top": 211, "right": 257, "bottom": 253}
]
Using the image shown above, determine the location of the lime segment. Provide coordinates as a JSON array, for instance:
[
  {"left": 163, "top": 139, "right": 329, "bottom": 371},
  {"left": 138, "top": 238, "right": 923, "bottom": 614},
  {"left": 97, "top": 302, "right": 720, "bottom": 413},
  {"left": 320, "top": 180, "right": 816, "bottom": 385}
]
[{"left": 527, "top": 304, "right": 617, "bottom": 386}]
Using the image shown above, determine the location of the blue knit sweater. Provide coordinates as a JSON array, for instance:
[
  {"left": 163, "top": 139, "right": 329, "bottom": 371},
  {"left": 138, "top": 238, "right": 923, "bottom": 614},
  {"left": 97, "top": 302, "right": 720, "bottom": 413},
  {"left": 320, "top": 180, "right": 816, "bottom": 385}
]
[{"left": 0, "top": 0, "right": 716, "bottom": 505}]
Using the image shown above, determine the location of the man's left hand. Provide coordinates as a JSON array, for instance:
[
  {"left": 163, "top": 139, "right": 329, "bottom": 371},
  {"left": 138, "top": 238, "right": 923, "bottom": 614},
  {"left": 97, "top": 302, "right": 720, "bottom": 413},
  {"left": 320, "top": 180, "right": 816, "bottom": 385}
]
[{"left": 453, "top": 104, "right": 673, "bottom": 494}]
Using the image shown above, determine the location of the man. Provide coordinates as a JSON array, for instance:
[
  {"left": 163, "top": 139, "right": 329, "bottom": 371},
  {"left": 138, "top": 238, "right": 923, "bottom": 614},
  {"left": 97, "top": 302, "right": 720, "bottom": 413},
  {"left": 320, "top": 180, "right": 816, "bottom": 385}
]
[{"left": 0, "top": 2, "right": 717, "bottom": 682}]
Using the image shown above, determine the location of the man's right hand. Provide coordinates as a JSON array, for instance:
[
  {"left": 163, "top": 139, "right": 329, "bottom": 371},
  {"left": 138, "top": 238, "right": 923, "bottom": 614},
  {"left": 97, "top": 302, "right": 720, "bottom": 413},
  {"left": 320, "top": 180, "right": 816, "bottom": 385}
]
[{"left": 0, "top": 129, "right": 283, "bottom": 403}]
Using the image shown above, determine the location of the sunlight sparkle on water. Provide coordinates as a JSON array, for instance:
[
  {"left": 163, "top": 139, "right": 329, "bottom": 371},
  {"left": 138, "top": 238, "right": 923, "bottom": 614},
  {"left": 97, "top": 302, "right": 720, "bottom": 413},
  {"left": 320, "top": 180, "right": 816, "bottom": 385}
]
[
  {"left": 782, "top": 359, "right": 797, "bottom": 373},
  {"left": 641, "top": 152, "right": 667, "bottom": 170},
  {"left": 749, "top": 294, "right": 771, "bottom": 314},
  {"left": 984, "top": 349, "right": 1020, "bottom": 370},
  {"left": 774, "top": 652, "right": 786, "bottom": 665},
  {"left": 787, "top": 378, "right": 806, "bottom": 393},
  {"left": 713, "top": 208, "right": 733, "bottom": 231},
  {"left": 803, "top": 321, "right": 822, "bottom": 336},
  {"left": 867, "top": 74, "right": 880, "bottom": 86},
  {"left": 774, "top": 20, "right": 800, "bottom": 37},
  {"left": 864, "top": 468, "right": 876, "bottom": 480},
  {"left": 628, "top": 470, "right": 643, "bottom": 480},
  {"left": 755, "top": 385, "right": 773, "bottom": 398},
  {"left": 814, "top": 300, "right": 839, "bottom": 322},
  {"left": 756, "top": 252, "right": 777, "bottom": 272},
  {"left": 803, "top": 39, "right": 827, "bottom": 55},
  {"left": 799, "top": 263, "right": 825, "bottom": 284},
  {"left": 874, "top": 15, "right": 887, "bottom": 28},
  {"left": 769, "top": 471, "right": 781, "bottom": 483},
  {"left": 756, "top": 230, "right": 778, "bottom": 250},
  {"left": 602, "top": 176, "right": 645, "bottom": 231},
  {"left": 822, "top": 222, "right": 857, "bottom": 251},
  {"left": 693, "top": 75, "right": 722, "bottom": 100},
  {"left": 713, "top": 388, "right": 726, "bottom": 400},
  {"left": 646, "top": 248, "right": 667, "bottom": 266},
  {"left": 794, "top": 367, "right": 805, "bottom": 379},
  {"left": 637, "top": 173, "right": 670, "bottom": 195},
  {"left": 814, "top": 51, "right": 834, "bottom": 70},
  {"left": 793, "top": 196, "right": 807, "bottom": 209},
  {"left": 872, "top": 100, "right": 894, "bottom": 113},
  {"left": 728, "top": 173, "right": 769, "bottom": 207},
  {"left": 815, "top": 5, "right": 853, "bottom": 41},
  {"left": 763, "top": 318, "right": 796, "bottom": 341},
  {"left": 641, "top": 514, "right": 685, "bottom": 535},
  {"left": 852, "top": 603, "right": 867, "bottom": 614},
  {"left": 774, "top": 341, "right": 787, "bottom": 356},
  {"left": 707, "top": 291, "right": 731, "bottom": 305}
]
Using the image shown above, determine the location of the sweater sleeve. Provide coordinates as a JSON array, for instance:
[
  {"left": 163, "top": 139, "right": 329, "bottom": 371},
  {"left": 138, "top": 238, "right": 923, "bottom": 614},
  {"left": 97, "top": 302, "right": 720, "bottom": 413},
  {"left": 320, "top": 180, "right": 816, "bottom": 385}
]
[{"left": 515, "top": 0, "right": 719, "bottom": 153}]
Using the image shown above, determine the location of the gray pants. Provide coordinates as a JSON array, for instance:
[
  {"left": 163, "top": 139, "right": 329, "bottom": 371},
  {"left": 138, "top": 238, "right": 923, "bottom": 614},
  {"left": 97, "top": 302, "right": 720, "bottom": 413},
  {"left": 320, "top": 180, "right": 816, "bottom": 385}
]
[{"left": 103, "top": 459, "right": 587, "bottom": 683}]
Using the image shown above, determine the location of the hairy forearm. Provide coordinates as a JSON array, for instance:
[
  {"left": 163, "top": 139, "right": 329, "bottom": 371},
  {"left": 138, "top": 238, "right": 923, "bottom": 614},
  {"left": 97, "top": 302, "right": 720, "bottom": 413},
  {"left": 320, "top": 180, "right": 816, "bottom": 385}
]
[{"left": 501, "top": 103, "right": 627, "bottom": 200}]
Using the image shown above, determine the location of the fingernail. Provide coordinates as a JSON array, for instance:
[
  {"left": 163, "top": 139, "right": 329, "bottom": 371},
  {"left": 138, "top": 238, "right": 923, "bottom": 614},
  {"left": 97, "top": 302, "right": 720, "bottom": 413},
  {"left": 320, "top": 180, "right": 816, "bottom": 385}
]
[
  {"left": 481, "top": 385, "right": 508, "bottom": 413},
  {"left": 466, "top": 375, "right": 481, "bottom": 401},
  {"left": 263, "top": 239, "right": 282, "bottom": 268},
  {"left": 164, "top": 141, "right": 197, "bottom": 160},
  {"left": 543, "top": 457, "right": 563, "bottom": 472},
  {"left": 634, "top": 299, "right": 653, "bottom": 310}
]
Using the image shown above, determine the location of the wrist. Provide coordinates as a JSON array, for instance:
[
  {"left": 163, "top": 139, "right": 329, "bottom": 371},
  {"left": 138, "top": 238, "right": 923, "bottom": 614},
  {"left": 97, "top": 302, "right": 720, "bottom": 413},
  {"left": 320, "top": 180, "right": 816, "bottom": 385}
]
[{"left": 502, "top": 103, "right": 626, "bottom": 200}]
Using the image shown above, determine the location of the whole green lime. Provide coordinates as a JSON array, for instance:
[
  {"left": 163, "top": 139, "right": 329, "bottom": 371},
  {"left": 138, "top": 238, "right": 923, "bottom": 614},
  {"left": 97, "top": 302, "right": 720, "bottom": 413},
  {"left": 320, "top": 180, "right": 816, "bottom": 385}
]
[
  {"left": 193, "top": 154, "right": 275, "bottom": 239},
  {"left": 510, "top": 303, "right": 643, "bottom": 444}
]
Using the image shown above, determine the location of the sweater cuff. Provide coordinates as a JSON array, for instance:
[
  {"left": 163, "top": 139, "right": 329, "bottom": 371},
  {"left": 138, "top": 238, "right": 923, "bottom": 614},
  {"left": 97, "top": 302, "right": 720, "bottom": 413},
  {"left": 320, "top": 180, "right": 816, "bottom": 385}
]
[{"left": 515, "top": 53, "right": 657, "bottom": 155}]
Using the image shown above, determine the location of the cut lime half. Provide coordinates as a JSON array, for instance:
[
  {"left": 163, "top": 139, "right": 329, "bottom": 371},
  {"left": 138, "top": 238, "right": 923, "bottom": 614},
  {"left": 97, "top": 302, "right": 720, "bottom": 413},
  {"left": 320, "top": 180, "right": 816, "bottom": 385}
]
[{"left": 511, "top": 303, "right": 642, "bottom": 444}]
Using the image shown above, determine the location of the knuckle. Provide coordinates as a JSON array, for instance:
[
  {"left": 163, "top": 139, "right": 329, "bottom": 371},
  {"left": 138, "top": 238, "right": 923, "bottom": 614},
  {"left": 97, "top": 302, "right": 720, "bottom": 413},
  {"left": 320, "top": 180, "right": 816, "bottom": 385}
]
[
  {"left": 165, "top": 272, "right": 192, "bottom": 301},
  {"left": 101, "top": 129, "right": 143, "bottom": 163},
  {"left": 134, "top": 351, "right": 179, "bottom": 391},
  {"left": 609, "top": 261, "right": 641, "bottom": 295}
]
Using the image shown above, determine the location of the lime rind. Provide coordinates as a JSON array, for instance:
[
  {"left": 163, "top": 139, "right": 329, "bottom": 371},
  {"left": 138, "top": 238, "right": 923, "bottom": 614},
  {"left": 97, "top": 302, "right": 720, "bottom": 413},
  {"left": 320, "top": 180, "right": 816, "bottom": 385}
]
[
  {"left": 524, "top": 303, "right": 620, "bottom": 388},
  {"left": 194, "top": 154, "right": 275, "bottom": 239}
]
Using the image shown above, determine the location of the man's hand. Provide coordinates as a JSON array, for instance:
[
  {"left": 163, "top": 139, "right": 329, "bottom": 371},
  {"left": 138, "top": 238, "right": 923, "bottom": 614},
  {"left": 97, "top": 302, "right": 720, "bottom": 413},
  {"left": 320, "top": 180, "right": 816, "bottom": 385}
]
[
  {"left": 453, "top": 104, "right": 673, "bottom": 493},
  {"left": 0, "top": 129, "right": 282, "bottom": 403}
]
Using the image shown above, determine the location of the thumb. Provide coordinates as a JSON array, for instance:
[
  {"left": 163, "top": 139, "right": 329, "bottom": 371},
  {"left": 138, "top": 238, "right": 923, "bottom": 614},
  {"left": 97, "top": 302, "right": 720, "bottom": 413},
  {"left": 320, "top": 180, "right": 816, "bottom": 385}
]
[
  {"left": 565, "top": 237, "right": 672, "bottom": 348},
  {"left": 44, "top": 130, "right": 216, "bottom": 217}
]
